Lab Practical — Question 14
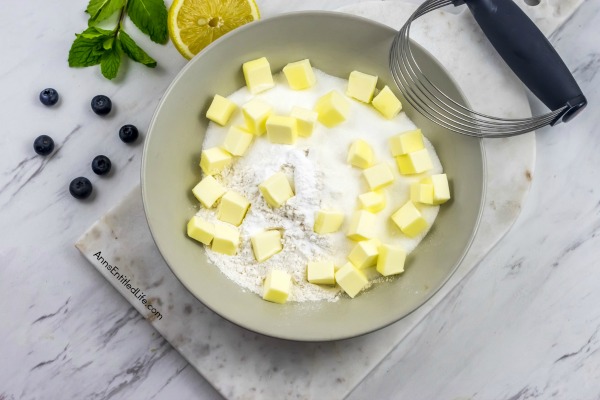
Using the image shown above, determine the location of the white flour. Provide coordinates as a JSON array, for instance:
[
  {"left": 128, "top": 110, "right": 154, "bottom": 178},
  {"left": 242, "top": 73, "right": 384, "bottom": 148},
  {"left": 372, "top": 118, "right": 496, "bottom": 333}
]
[{"left": 197, "top": 69, "right": 443, "bottom": 302}]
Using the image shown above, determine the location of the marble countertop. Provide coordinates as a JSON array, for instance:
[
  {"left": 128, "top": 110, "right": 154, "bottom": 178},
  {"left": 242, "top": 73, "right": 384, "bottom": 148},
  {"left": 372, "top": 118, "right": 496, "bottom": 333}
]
[{"left": 1, "top": 0, "right": 598, "bottom": 399}]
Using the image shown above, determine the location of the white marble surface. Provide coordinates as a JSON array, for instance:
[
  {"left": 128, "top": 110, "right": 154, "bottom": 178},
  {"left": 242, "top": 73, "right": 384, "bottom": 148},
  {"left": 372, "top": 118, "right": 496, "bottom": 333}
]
[
  {"left": 0, "top": 1, "right": 597, "bottom": 400},
  {"left": 74, "top": 2, "right": 541, "bottom": 398}
]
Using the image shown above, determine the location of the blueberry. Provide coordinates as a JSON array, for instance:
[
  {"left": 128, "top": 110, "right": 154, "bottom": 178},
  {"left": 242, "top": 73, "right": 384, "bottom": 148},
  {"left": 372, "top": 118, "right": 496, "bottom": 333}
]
[
  {"left": 33, "top": 135, "right": 55, "bottom": 156},
  {"left": 119, "top": 124, "right": 139, "bottom": 143},
  {"left": 91, "top": 95, "right": 112, "bottom": 115},
  {"left": 91, "top": 155, "right": 112, "bottom": 175},
  {"left": 69, "top": 177, "right": 93, "bottom": 199},
  {"left": 39, "top": 88, "right": 59, "bottom": 106}
]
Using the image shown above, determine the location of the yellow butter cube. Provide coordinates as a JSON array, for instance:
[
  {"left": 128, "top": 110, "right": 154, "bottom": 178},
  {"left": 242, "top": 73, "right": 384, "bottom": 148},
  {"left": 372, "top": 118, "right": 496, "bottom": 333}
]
[
  {"left": 358, "top": 191, "right": 386, "bottom": 213},
  {"left": 347, "top": 210, "right": 376, "bottom": 241},
  {"left": 223, "top": 126, "right": 253, "bottom": 156},
  {"left": 314, "top": 209, "right": 344, "bottom": 234},
  {"left": 259, "top": 172, "right": 294, "bottom": 208},
  {"left": 307, "top": 261, "right": 335, "bottom": 285},
  {"left": 242, "top": 99, "right": 273, "bottom": 135},
  {"left": 217, "top": 191, "right": 250, "bottom": 226},
  {"left": 263, "top": 269, "right": 291, "bottom": 304},
  {"left": 211, "top": 223, "right": 240, "bottom": 255},
  {"left": 376, "top": 244, "right": 406, "bottom": 276},
  {"left": 206, "top": 94, "right": 237, "bottom": 126},
  {"left": 410, "top": 183, "right": 434, "bottom": 204},
  {"left": 251, "top": 230, "right": 283, "bottom": 262},
  {"left": 290, "top": 106, "right": 318, "bottom": 137},
  {"left": 422, "top": 174, "right": 451, "bottom": 204},
  {"left": 372, "top": 86, "right": 402, "bottom": 119},
  {"left": 192, "top": 175, "right": 226, "bottom": 208},
  {"left": 348, "top": 238, "right": 380, "bottom": 269},
  {"left": 346, "top": 71, "right": 378, "bottom": 103},
  {"left": 314, "top": 90, "right": 350, "bottom": 128},
  {"left": 347, "top": 139, "right": 374, "bottom": 169},
  {"left": 186, "top": 216, "right": 214, "bottom": 245},
  {"left": 362, "top": 162, "right": 395, "bottom": 191},
  {"left": 200, "top": 147, "right": 233, "bottom": 175},
  {"left": 242, "top": 57, "right": 275, "bottom": 94},
  {"left": 389, "top": 129, "right": 425, "bottom": 156},
  {"left": 396, "top": 148, "right": 433, "bottom": 175},
  {"left": 282, "top": 59, "right": 316, "bottom": 90},
  {"left": 335, "top": 262, "right": 368, "bottom": 298},
  {"left": 391, "top": 201, "right": 428, "bottom": 238},
  {"left": 266, "top": 115, "right": 298, "bottom": 145}
]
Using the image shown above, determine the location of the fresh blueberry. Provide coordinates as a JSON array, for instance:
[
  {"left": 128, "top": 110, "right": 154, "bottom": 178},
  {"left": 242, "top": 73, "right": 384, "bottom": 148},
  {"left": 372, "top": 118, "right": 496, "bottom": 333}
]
[
  {"left": 119, "top": 124, "right": 139, "bottom": 143},
  {"left": 91, "top": 155, "right": 112, "bottom": 175},
  {"left": 33, "top": 135, "right": 55, "bottom": 156},
  {"left": 39, "top": 88, "right": 59, "bottom": 106},
  {"left": 91, "top": 95, "right": 112, "bottom": 115},
  {"left": 69, "top": 177, "right": 93, "bottom": 199}
]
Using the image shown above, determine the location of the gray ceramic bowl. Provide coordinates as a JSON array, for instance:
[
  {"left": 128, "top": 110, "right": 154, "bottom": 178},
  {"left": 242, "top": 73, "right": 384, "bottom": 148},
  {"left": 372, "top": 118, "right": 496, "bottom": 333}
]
[{"left": 142, "top": 11, "right": 485, "bottom": 341}]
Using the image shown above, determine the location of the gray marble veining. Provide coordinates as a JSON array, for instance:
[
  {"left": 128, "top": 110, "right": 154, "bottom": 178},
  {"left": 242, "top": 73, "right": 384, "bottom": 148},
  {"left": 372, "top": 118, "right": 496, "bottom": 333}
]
[{"left": 0, "top": 0, "right": 595, "bottom": 399}]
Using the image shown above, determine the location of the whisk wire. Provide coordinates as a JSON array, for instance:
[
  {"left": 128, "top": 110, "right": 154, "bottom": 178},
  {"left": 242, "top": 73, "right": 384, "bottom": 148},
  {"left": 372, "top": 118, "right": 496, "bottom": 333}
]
[{"left": 389, "top": 0, "right": 567, "bottom": 137}]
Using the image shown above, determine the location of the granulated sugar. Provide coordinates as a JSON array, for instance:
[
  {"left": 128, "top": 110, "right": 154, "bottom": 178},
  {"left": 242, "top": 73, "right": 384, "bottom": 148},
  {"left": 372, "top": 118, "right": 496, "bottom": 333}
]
[{"left": 197, "top": 69, "right": 443, "bottom": 302}]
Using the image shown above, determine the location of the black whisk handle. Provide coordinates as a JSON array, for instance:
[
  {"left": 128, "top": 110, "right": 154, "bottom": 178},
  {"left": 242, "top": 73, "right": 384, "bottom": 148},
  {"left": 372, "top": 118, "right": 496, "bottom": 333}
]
[{"left": 454, "top": 0, "right": 587, "bottom": 124}]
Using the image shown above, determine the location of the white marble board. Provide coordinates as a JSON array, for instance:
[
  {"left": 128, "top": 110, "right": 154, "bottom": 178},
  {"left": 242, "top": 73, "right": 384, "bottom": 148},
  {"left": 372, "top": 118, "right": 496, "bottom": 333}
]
[{"left": 74, "top": 1, "right": 583, "bottom": 399}]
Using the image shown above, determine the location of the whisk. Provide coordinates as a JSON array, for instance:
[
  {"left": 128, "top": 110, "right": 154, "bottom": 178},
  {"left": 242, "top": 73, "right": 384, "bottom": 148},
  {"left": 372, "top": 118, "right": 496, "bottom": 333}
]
[{"left": 390, "top": 0, "right": 588, "bottom": 138}]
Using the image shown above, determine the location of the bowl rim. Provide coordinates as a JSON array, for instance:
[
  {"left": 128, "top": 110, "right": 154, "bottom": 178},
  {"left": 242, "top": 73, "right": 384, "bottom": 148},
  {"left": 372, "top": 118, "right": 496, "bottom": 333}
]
[{"left": 141, "top": 10, "right": 487, "bottom": 341}]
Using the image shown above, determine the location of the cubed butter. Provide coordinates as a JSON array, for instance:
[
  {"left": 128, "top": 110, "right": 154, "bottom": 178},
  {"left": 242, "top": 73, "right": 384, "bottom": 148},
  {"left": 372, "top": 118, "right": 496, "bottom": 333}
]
[
  {"left": 282, "top": 59, "right": 316, "bottom": 90},
  {"left": 347, "top": 210, "right": 376, "bottom": 241},
  {"left": 372, "top": 86, "right": 402, "bottom": 119},
  {"left": 206, "top": 94, "right": 237, "bottom": 126},
  {"left": 391, "top": 201, "right": 428, "bottom": 238},
  {"left": 217, "top": 191, "right": 250, "bottom": 226},
  {"left": 410, "top": 182, "right": 434, "bottom": 204},
  {"left": 223, "top": 126, "right": 253, "bottom": 156},
  {"left": 314, "top": 90, "right": 350, "bottom": 128},
  {"left": 335, "top": 262, "right": 368, "bottom": 298},
  {"left": 251, "top": 230, "right": 283, "bottom": 262},
  {"left": 362, "top": 162, "right": 395, "bottom": 190},
  {"left": 211, "top": 223, "right": 240, "bottom": 255},
  {"left": 186, "top": 216, "right": 214, "bottom": 245},
  {"left": 307, "top": 261, "right": 335, "bottom": 285},
  {"left": 200, "top": 147, "right": 233, "bottom": 175},
  {"left": 376, "top": 244, "right": 406, "bottom": 276},
  {"left": 266, "top": 115, "right": 298, "bottom": 145},
  {"left": 242, "top": 57, "right": 275, "bottom": 94},
  {"left": 389, "top": 129, "right": 425, "bottom": 156},
  {"left": 262, "top": 269, "right": 291, "bottom": 304},
  {"left": 346, "top": 71, "right": 378, "bottom": 103},
  {"left": 259, "top": 172, "right": 294, "bottom": 208},
  {"left": 347, "top": 139, "right": 374, "bottom": 169},
  {"left": 348, "top": 238, "right": 380, "bottom": 269},
  {"left": 396, "top": 148, "right": 433, "bottom": 175},
  {"left": 242, "top": 99, "right": 273, "bottom": 135},
  {"left": 422, "top": 174, "right": 451, "bottom": 204},
  {"left": 358, "top": 191, "right": 386, "bottom": 213},
  {"left": 314, "top": 209, "right": 344, "bottom": 234},
  {"left": 192, "top": 175, "right": 226, "bottom": 208},
  {"left": 290, "top": 106, "right": 318, "bottom": 137}
]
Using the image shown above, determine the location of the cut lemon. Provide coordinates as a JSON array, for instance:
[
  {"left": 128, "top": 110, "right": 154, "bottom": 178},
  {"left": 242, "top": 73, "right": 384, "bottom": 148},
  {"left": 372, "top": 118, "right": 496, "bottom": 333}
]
[{"left": 169, "top": 0, "right": 260, "bottom": 59}]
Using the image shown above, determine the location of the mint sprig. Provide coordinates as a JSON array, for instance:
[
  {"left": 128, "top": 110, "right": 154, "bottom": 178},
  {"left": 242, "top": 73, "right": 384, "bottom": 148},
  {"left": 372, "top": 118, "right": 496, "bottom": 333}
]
[{"left": 68, "top": 0, "right": 167, "bottom": 80}]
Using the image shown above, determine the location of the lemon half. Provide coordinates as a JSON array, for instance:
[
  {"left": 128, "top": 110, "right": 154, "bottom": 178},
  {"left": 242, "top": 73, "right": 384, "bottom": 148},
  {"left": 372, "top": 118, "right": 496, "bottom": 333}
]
[{"left": 168, "top": 0, "right": 260, "bottom": 59}]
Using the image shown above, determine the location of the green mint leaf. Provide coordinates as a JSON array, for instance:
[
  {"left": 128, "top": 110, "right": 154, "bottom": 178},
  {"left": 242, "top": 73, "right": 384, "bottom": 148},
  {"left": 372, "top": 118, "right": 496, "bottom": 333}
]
[
  {"left": 103, "top": 37, "right": 115, "bottom": 50},
  {"left": 68, "top": 30, "right": 111, "bottom": 67},
  {"left": 80, "top": 26, "right": 113, "bottom": 39},
  {"left": 100, "top": 41, "right": 122, "bottom": 79},
  {"left": 87, "top": 0, "right": 126, "bottom": 24},
  {"left": 127, "top": 0, "right": 168, "bottom": 44},
  {"left": 119, "top": 30, "right": 157, "bottom": 67}
]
